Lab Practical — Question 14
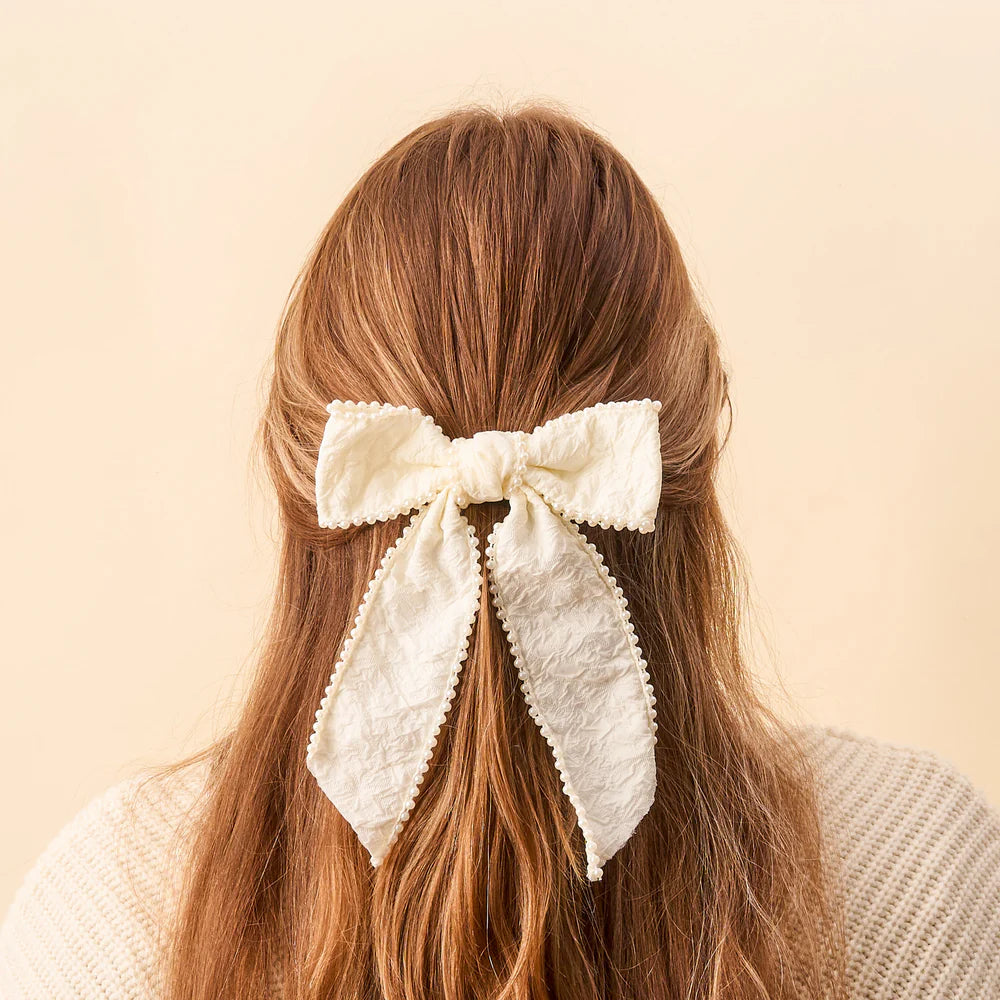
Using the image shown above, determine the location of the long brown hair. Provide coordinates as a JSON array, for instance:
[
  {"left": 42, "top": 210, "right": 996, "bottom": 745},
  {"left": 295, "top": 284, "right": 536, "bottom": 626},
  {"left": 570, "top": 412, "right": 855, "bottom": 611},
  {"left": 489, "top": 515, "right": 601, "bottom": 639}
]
[{"left": 159, "top": 101, "right": 845, "bottom": 999}]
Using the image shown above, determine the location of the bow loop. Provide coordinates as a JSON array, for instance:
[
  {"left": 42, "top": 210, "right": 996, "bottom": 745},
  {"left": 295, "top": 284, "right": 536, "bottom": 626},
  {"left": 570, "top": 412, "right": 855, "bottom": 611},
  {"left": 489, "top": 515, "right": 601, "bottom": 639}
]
[
  {"left": 308, "top": 398, "right": 662, "bottom": 880},
  {"left": 315, "top": 401, "right": 453, "bottom": 528},
  {"left": 521, "top": 400, "right": 662, "bottom": 532}
]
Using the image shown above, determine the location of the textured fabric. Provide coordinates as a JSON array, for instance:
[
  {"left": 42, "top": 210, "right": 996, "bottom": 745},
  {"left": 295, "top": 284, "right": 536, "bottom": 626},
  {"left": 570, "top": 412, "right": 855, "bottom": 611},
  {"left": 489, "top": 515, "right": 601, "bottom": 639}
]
[
  {"left": 800, "top": 728, "right": 1000, "bottom": 998},
  {"left": 308, "top": 399, "right": 662, "bottom": 880},
  {"left": 3, "top": 726, "right": 998, "bottom": 999},
  {"left": 0, "top": 764, "right": 206, "bottom": 1000},
  {"left": 486, "top": 488, "right": 658, "bottom": 874}
]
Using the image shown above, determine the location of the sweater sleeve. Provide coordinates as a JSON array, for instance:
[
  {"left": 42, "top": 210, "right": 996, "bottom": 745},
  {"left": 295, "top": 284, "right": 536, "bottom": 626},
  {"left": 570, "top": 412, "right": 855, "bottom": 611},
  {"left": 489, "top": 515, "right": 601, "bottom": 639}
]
[
  {"left": 810, "top": 727, "right": 1000, "bottom": 999},
  {"left": 0, "top": 765, "right": 208, "bottom": 1000}
]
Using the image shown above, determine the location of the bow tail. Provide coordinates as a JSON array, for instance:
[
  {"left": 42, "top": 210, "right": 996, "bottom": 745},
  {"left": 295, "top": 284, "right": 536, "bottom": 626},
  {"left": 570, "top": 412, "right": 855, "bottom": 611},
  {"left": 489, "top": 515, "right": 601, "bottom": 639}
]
[
  {"left": 306, "top": 489, "right": 482, "bottom": 867},
  {"left": 485, "top": 487, "right": 658, "bottom": 881}
]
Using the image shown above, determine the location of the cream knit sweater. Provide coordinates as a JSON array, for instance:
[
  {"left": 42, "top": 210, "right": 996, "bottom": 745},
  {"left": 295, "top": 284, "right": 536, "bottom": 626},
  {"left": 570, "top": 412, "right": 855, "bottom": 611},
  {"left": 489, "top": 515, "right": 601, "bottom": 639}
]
[{"left": 1, "top": 726, "right": 998, "bottom": 999}]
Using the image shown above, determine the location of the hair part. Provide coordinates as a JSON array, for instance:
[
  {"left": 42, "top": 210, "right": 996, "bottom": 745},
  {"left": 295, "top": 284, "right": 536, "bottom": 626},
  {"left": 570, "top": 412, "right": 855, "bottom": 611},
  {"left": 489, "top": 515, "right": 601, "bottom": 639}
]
[{"left": 156, "top": 100, "right": 846, "bottom": 1000}]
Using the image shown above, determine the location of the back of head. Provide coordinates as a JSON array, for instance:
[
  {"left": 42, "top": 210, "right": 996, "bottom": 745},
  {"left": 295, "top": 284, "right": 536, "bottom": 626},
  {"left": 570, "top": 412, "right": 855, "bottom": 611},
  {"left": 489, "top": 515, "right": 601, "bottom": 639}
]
[{"left": 164, "top": 103, "right": 844, "bottom": 1000}]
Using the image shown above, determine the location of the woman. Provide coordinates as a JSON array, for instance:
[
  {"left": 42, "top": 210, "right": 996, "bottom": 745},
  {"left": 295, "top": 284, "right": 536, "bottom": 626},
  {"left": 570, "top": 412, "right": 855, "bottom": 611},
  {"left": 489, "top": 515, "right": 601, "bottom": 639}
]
[{"left": 2, "top": 104, "right": 998, "bottom": 1000}]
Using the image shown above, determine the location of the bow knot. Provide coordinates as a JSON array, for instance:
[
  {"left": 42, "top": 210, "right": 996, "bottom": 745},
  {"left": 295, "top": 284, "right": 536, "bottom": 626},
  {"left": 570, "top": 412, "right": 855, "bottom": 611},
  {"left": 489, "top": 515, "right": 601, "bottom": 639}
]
[
  {"left": 308, "top": 398, "right": 662, "bottom": 881},
  {"left": 450, "top": 430, "right": 527, "bottom": 505}
]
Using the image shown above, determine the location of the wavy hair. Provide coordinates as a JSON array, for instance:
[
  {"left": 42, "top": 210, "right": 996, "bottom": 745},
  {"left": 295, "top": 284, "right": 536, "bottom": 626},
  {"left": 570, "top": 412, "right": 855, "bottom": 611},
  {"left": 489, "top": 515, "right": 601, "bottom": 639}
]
[{"left": 159, "top": 102, "right": 846, "bottom": 1000}]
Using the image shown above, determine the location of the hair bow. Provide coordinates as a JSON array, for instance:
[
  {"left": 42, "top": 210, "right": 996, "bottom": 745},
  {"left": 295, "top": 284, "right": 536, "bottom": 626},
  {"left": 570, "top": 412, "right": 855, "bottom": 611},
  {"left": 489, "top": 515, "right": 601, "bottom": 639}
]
[{"left": 306, "top": 399, "right": 662, "bottom": 880}]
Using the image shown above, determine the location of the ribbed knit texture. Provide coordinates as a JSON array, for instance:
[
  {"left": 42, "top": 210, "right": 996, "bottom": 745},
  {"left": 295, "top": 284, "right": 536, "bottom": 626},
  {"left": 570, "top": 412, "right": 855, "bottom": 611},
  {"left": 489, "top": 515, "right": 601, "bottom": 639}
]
[{"left": 2, "top": 726, "right": 998, "bottom": 999}]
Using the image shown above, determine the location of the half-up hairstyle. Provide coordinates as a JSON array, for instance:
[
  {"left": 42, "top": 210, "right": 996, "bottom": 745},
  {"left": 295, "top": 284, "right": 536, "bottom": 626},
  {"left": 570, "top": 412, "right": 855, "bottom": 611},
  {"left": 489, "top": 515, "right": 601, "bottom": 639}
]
[{"left": 158, "top": 101, "right": 846, "bottom": 1000}]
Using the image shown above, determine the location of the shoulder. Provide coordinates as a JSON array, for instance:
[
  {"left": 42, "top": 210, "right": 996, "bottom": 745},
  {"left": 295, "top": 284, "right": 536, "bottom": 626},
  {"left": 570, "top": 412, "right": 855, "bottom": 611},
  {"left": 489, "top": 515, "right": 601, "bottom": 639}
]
[
  {"left": 0, "top": 756, "right": 213, "bottom": 1000},
  {"left": 800, "top": 724, "right": 1000, "bottom": 997}
]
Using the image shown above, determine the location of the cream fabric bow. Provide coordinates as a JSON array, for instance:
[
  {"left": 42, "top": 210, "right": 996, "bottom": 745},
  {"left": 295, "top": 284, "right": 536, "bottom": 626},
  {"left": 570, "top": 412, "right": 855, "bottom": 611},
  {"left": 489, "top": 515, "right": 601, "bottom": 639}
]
[{"left": 306, "top": 398, "right": 661, "bottom": 881}]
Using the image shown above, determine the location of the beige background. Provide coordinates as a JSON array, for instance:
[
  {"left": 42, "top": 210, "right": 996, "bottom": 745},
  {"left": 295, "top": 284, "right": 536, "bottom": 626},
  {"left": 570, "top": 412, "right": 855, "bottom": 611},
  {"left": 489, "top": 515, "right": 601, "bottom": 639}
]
[{"left": 3, "top": 1, "right": 998, "bottom": 905}]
